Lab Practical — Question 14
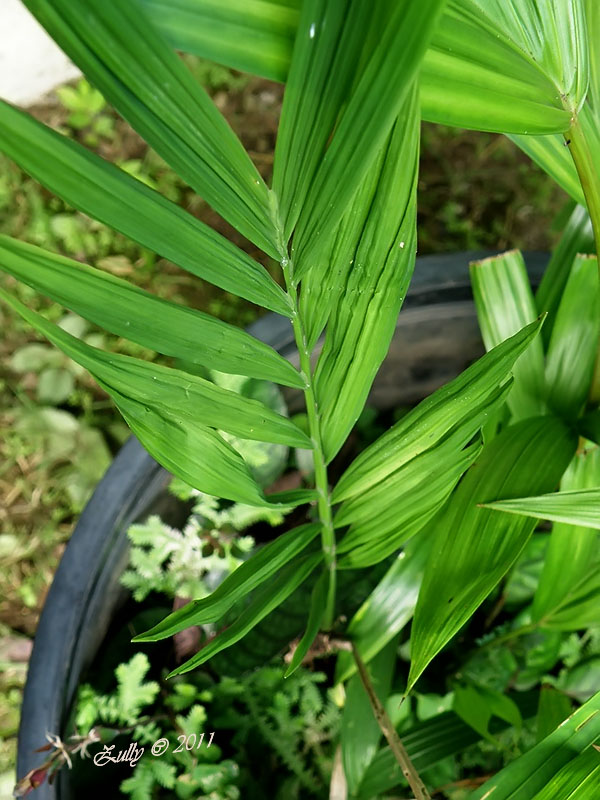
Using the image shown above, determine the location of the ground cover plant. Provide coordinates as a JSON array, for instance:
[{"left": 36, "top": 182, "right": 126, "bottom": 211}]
[{"left": 3, "top": 0, "right": 600, "bottom": 797}]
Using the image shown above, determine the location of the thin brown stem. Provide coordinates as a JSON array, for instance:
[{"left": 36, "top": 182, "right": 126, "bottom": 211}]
[{"left": 352, "top": 644, "right": 431, "bottom": 800}]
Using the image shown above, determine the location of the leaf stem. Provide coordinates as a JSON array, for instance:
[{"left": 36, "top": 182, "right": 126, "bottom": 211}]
[
  {"left": 352, "top": 644, "right": 431, "bottom": 800},
  {"left": 566, "top": 116, "right": 600, "bottom": 401},
  {"left": 566, "top": 118, "right": 600, "bottom": 258},
  {"left": 280, "top": 257, "right": 337, "bottom": 629}
]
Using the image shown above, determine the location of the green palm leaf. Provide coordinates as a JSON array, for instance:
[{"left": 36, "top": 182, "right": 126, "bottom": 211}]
[
  {"left": 23, "top": 0, "right": 280, "bottom": 256},
  {"left": 482, "top": 487, "right": 600, "bottom": 529},
  {"left": 470, "top": 250, "right": 546, "bottom": 421},
  {"left": 333, "top": 318, "right": 543, "bottom": 503},
  {"left": 272, "top": 0, "right": 371, "bottom": 241},
  {"left": 341, "top": 639, "right": 398, "bottom": 795},
  {"left": 291, "top": 0, "right": 446, "bottom": 272},
  {"left": 545, "top": 255, "right": 600, "bottom": 419},
  {"left": 0, "top": 101, "right": 291, "bottom": 315},
  {"left": 0, "top": 290, "right": 309, "bottom": 447},
  {"left": 335, "top": 535, "right": 431, "bottom": 684},
  {"left": 167, "top": 552, "right": 322, "bottom": 676},
  {"left": 407, "top": 415, "right": 576, "bottom": 694},
  {"left": 134, "top": 522, "right": 321, "bottom": 641},
  {"left": 140, "top": 0, "right": 298, "bottom": 83},
  {"left": 421, "top": 0, "right": 588, "bottom": 134},
  {"left": 536, "top": 204, "right": 595, "bottom": 346},
  {"left": 312, "top": 89, "right": 419, "bottom": 461},
  {"left": 0, "top": 236, "right": 302, "bottom": 387},
  {"left": 470, "top": 691, "right": 600, "bottom": 799},
  {"left": 532, "top": 447, "right": 600, "bottom": 626},
  {"left": 143, "top": 0, "right": 589, "bottom": 137},
  {"left": 532, "top": 748, "right": 600, "bottom": 799}
]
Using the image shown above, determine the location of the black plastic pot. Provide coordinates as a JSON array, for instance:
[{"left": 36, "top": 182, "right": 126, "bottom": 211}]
[{"left": 17, "top": 251, "right": 549, "bottom": 798}]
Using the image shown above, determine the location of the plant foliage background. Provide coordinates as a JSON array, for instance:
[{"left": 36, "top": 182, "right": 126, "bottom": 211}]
[{"left": 2, "top": 0, "right": 600, "bottom": 797}]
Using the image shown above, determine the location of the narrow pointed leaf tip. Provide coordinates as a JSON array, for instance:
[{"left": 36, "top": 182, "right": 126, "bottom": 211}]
[
  {"left": 481, "top": 488, "right": 600, "bottom": 529},
  {"left": 0, "top": 288, "right": 309, "bottom": 506},
  {"left": 167, "top": 553, "right": 322, "bottom": 676},
  {"left": 407, "top": 414, "right": 576, "bottom": 694},
  {"left": 22, "top": 0, "right": 281, "bottom": 257},
  {"left": 469, "top": 691, "right": 600, "bottom": 800},
  {"left": 0, "top": 235, "right": 304, "bottom": 388},
  {"left": 0, "top": 100, "right": 292, "bottom": 316},
  {"left": 333, "top": 316, "right": 545, "bottom": 504},
  {"left": 133, "top": 523, "right": 321, "bottom": 642}
]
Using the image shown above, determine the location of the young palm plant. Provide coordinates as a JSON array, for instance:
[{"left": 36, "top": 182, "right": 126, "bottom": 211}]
[{"left": 4, "top": 1, "right": 600, "bottom": 797}]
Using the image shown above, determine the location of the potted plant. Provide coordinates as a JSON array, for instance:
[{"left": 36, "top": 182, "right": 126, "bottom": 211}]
[{"left": 4, "top": 1, "right": 600, "bottom": 797}]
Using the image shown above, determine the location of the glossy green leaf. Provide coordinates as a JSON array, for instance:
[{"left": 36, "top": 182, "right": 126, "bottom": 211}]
[
  {"left": 453, "top": 683, "right": 521, "bottom": 744},
  {"left": 292, "top": 0, "right": 446, "bottom": 271},
  {"left": 336, "top": 435, "right": 484, "bottom": 570},
  {"left": 357, "top": 692, "right": 539, "bottom": 799},
  {"left": 341, "top": 638, "right": 398, "bottom": 796},
  {"left": 111, "top": 386, "right": 267, "bottom": 506},
  {"left": 532, "top": 748, "right": 600, "bottom": 799},
  {"left": 333, "top": 318, "right": 544, "bottom": 503},
  {"left": 0, "top": 101, "right": 291, "bottom": 316},
  {"left": 510, "top": 101, "right": 600, "bottom": 210},
  {"left": 534, "top": 568, "right": 600, "bottom": 631},
  {"left": 140, "top": 0, "right": 298, "bottom": 83},
  {"left": 0, "top": 236, "right": 302, "bottom": 387},
  {"left": 536, "top": 687, "right": 573, "bottom": 742},
  {"left": 283, "top": 568, "right": 327, "bottom": 677},
  {"left": 533, "top": 446, "right": 600, "bottom": 625},
  {"left": 509, "top": 131, "right": 585, "bottom": 205},
  {"left": 23, "top": 0, "right": 279, "bottom": 257},
  {"left": 536, "top": 205, "right": 595, "bottom": 346},
  {"left": 272, "top": 0, "right": 371, "bottom": 240},
  {"left": 470, "top": 691, "right": 600, "bottom": 800},
  {"left": 482, "top": 488, "right": 600, "bottom": 530},
  {"left": 0, "top": 289, "right": 310, "bottom": 448},
  {"left": 408, "top": 415, "right": 576, "bottom": 693},
  {"left": 335, "top": 535, "right": 432, "bottom": 684},
  {"left": 167, "top": 552, "right": 322, "bottom": 676},
  {"left": 313, "top": 88, "right": 419, "bottom": 462},
  {"left": 470, "top": 250, "right": 546, "bottom": 420},
  {"left": 421, "top": 0, "right": 588, "bottom": 135},
  {"left": 145, "top": 0, "right": 588, "bottom": 137},
  {"left": 545, "top": 255, "right": 600, "bottom": 420},
  {"left": 134, "top": 522, "right": 321, "bottom": 642}
]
